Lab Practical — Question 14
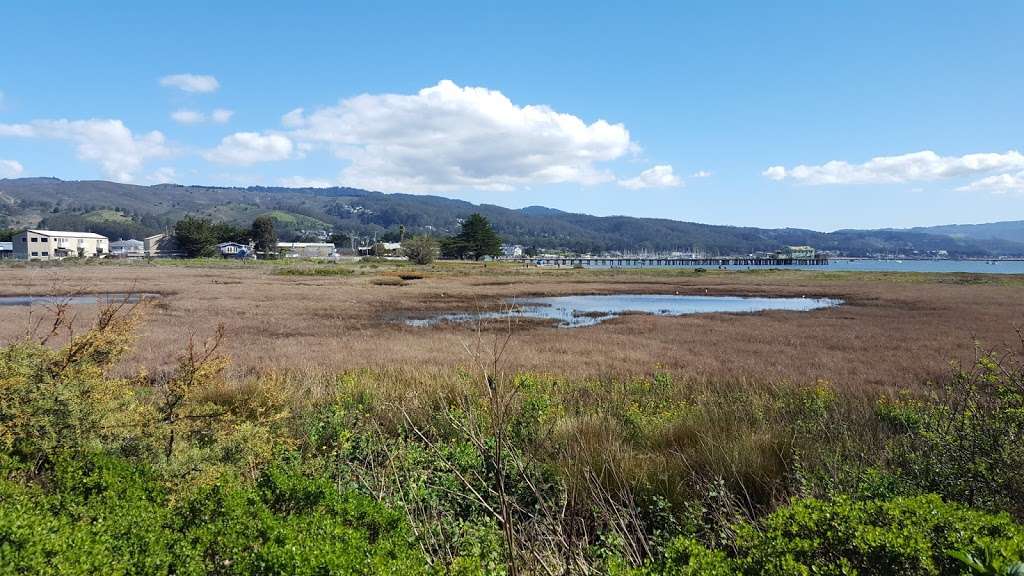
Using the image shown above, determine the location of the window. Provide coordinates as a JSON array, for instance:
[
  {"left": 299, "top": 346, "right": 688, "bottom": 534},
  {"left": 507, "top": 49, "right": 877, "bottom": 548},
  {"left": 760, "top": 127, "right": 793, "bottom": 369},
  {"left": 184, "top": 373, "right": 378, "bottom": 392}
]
[
  {"left": 31, "top": 252, "right": 38, "bottom": 256},
  {"left": 30, "top": 237, "right": 38, "bottom": 242},
  {"left": 40, "top": 252, "right": 49, "bottom": 257}
]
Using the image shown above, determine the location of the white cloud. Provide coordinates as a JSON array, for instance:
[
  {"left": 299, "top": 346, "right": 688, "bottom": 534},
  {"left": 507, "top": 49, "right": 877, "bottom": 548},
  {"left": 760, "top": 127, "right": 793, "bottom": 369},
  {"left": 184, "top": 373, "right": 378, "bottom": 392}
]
[
  {"left": 762, "top": 165, "right": 787, "bottom": 181},
  {"left": 211, "top": 108, "right": 234, "bottom": 123},
  {"left": 148, "top": 166, "right": 177, "bottom": 184},
  {"left": 159, "top": 74, "right": 220, "bottom": 93},
  {"left": 279, "top": 176, "right": 334, "bottom": 188},
  {"left": 205, "top": 132, "right": 293, "bottom": 165},
  {"left": 0, "top": 159, "right": 23, "bottom": 178},
  {"left": 619, "top": 164, "right": 683, "bottom": 189},
  {"left": 690, "top": 170, "right": 712, "bottom": 178},
  {"left": 956, "top": 171, "right": 1024, "bottom": 194},
  {"left": 171, "top": 109, "right": 205, "bottom": 124},
  {"left": 285, "top": 79, "right": 632, "bottom": 192},
  {"left": 0, "top": 119, "right": 170, "bottom": 182},
  {"left": 171, "top": 108, "right": 234, "bottom": 125},
  {"left": 762, "top": 150, "right": 1024, "bottom": 185}
]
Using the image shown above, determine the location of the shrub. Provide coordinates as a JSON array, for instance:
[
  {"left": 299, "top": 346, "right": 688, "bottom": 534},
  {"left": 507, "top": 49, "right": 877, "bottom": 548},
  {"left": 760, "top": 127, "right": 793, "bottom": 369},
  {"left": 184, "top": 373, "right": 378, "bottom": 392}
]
[
  {"left": 0, "top": 452, "right": 430, "bottom": 576},
  {"left": 403, "top": 235, "right": 440, "bottom": 265},
  {"left": 879, "top": 352, "right": 1024, "bottom": 516},
  {"left": 622, "top": 495, "right": 1024, "bottom": 576}
]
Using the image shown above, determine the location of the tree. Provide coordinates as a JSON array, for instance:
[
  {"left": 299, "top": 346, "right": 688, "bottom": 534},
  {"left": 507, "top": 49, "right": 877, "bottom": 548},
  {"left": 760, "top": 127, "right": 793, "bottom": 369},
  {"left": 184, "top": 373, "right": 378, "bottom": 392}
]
[
  {"left": 442, "top": 213, "right": 501, "bottom": 260},
  {"left": 402, "top": 235, "right": 439, "bottom": 265},
  {"left": 250, "top": 216, "right": 278, "bottom": 255},
  {"left": 174, "top": 216, "right": 219, "bottom": 258}
]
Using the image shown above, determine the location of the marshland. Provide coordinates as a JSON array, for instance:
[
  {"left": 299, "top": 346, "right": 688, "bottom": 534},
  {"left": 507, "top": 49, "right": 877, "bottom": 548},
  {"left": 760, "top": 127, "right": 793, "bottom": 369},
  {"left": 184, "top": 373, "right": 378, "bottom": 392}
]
[{"left": 2, "top": 259, "right": 1024, "bottom": 574}]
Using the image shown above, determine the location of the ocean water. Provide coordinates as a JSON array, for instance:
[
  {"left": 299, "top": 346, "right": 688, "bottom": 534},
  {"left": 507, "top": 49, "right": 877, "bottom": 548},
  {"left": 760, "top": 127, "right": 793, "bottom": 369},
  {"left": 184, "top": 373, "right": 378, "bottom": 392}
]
[{"left": 567, "top": 259, "right": 1024, "bottom": 274}]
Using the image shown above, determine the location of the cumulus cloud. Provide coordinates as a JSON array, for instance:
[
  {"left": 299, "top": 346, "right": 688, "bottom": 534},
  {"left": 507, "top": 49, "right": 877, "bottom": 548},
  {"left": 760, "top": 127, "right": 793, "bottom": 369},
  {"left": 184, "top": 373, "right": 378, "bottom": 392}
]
[
  {"left": 618, "top": 164, "right": 682, "bottom": 189},
  {"left": 284, "top": 80, "right": 632, "bottom": 192},
  {"left": 171, "top": 109, "right": 205, "bottom": 124},
  {"left": 205, "top": 132, "right": 293, "bottom": 165},
  {"left": 956, "top": 171, "right": 1024, "bottom": 194},
  {"left": 0, "top": 119, "right": 170, "bottom": 182},
  {"left": 279, "top": 176, "right": 334, "bottom": 188},
  {"left": 0, "top": 159, "right": 23, "bottom": 178},
  {"left": 690, "top": 170, "right": 712, "bottom": 178},
  {"left": 762, "top": 150, "right": 1024, "bottom": 185},
  {"left": 159, "top": 74, "right": 219, "bottom": 93}
]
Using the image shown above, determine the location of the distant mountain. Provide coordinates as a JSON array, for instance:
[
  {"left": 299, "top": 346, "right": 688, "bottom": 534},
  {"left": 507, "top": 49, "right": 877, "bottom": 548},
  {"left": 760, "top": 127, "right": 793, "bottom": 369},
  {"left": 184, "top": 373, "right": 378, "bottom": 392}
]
[
  {"left": 1, "top": 177, "right": 1023, "bottom": 257},
  {"left": 904, "top": 221, "right": 1024, "bottom": 245}
]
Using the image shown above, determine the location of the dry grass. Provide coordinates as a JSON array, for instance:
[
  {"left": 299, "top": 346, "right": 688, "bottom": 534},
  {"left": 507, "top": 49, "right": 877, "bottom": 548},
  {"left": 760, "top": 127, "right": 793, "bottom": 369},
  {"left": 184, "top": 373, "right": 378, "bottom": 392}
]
[{"left": 0, "top": 260, "right": 1022, "bottom": 396}]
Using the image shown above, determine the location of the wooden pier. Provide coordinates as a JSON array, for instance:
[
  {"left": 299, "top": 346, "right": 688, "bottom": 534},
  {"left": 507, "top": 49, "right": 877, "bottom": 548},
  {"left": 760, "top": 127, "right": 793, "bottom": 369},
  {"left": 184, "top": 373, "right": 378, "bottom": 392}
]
[{"left": 513, "top": 256, "right": 831, "bottom": 267}]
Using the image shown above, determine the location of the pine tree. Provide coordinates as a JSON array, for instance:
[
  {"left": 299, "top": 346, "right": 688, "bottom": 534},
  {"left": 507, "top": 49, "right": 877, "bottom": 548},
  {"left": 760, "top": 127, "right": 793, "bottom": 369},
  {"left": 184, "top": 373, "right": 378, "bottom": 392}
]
[{"left": 444, "top": 213, "right": 501, "bottom": 260}]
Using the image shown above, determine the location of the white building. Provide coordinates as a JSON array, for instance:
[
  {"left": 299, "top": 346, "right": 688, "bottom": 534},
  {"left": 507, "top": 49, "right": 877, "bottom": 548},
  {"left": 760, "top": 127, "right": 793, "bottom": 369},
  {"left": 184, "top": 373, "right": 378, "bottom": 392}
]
[
  {"left": 110, "top": 239, "right": 145, "bottom": 258},
  {"left": 15, "top": 230, "right": 109, "bottom": 261},
  {"left": 501, "top": 244, "right": 524, "bottom": 258},
  {"left": 277, "top": 242, "right": 336, "bottom": 258}
]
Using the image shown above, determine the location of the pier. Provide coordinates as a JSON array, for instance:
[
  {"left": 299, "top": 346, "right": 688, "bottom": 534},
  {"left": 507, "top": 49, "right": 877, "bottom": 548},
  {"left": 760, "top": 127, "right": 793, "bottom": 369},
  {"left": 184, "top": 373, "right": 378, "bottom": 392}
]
[{"left": 513, "top": 256, "right": 831, "bottom": 267}]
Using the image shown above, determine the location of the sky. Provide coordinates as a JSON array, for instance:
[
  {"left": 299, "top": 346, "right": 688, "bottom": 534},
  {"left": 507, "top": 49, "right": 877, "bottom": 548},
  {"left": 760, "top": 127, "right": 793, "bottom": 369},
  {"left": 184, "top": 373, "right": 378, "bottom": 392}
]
[{"left": 0, "top": 1, "right": 1022, "bottom": 231}]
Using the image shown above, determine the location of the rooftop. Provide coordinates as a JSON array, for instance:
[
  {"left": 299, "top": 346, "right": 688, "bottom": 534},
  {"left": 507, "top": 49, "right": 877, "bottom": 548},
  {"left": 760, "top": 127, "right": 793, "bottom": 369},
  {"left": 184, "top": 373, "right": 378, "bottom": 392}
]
[{"left": 27, "top": 229, "right": 108, "bottom": 239}]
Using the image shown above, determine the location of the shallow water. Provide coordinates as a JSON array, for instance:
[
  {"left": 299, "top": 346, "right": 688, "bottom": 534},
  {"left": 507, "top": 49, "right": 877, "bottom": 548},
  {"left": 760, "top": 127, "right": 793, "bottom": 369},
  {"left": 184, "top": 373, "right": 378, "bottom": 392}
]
[
  {"left": 0, "top": 293, "right": 160, "bottom": 307},
  {"left": 407, "top": 294, "right": 841, "bottom": 328},
  {"left": 565, "top": 259, "right": 1024, "bottom": 274}
]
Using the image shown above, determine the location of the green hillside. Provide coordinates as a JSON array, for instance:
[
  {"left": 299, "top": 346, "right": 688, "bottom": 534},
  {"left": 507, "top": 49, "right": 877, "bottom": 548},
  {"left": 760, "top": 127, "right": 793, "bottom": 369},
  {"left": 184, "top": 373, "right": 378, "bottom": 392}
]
[{"left": 2, "top": 177, "right": 1023, "bottom": 256}]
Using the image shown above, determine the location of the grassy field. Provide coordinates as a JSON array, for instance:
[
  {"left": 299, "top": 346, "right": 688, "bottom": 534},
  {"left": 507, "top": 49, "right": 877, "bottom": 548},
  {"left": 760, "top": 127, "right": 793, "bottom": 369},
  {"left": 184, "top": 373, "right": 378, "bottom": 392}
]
[
  {"left": 1, "top": 259, "right": 1023, "bottom": 573},
  {"left": 0, "top": 259, "right": 1021, "bottom": 392}
]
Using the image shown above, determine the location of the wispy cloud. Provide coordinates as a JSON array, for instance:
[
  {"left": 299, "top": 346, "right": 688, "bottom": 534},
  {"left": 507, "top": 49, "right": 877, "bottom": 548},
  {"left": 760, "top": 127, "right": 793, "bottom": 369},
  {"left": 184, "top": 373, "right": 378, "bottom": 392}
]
[
  {"left": 171, "top": 109, "right": 205, "bottom": 125},
  {"left": 279, "top": 176, "right": 334, "bottom": 188},
  {"left": 170, "top": 108, "right": 234, "bottom": 125},
  {"left": 159, "top": 73, "right": 219, "bottom": 93},
  {"left": 0, "top": 159, "right": 23, "bottom": 178},
  {"left": 763, "top": 150, "right": 1024, "bottom": 185}
]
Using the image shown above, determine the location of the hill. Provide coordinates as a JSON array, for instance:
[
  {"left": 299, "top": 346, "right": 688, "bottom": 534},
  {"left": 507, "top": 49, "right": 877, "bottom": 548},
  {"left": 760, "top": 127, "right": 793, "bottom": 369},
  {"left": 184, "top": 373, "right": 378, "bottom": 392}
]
[
  {"left": 1, "top": 177, "right": 1022, "bottom": 257},
  {"left": 905, "top": 221, "right": 1024, "bottom": 244}
]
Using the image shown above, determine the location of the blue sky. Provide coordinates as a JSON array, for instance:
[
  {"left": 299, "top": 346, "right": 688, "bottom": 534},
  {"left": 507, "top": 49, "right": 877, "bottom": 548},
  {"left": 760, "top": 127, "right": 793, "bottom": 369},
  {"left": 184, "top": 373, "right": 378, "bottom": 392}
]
[{"left": 1, "top": 1, "right": 1021, "bottom": 230}]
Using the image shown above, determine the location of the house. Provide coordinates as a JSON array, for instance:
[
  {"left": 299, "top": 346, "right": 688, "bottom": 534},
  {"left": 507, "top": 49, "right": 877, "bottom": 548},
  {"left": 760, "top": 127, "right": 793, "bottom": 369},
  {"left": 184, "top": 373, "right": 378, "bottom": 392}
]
[
  {"left": 277, "top": 242, "right": 336, "bottom": 259},
  {"left": 144, "top": 233, "right": 185, "bottom": 258},
  {"left": 109, "top": 239, "right": 145, "bottom": 258},
  {"left": 0, "top": 242, "right": 12, "bottom": 259},
  {"left": 15, "top": 230, "right": 109, "bottom": 261},
  {"left": 781, "top": 245, "right": 816, "bottom": 259},
  {"left": 217, "top": 241, "right": 254, "bottom": 259},
  {"left": 358, "top": 239, "right": 401, "bottom": 255},
  {"left": 500, "top": 244, "right": 524, "bottom": 258}
]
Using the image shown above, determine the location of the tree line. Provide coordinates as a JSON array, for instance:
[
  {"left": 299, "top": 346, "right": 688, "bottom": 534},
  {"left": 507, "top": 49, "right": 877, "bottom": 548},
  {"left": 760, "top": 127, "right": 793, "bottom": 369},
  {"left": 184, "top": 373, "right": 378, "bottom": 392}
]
[{"left": 170, "top": 212, "right": 503, "bottom": 262}]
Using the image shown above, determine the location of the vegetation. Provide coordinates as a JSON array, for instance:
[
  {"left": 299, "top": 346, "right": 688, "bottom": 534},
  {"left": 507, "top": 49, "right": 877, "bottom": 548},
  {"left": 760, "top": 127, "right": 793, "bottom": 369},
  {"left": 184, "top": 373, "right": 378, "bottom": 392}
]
[
  {"left": 0, "top": 294, "right": 1022, "bottom": 574},
  {"left": 6, "top": 178, "right": 1022, "bottom": 255},
  {"left": 403, "top": 235, "right": 440, "bottom": 265},
  {"left": 173, "top": 216, "right": 249, "bottom": 258},
  {"left": 250, "top": 215, "right": 278, "bottom": 254},
  {"left": 442, "top": 213, "right": 502, "bottom": 260}
]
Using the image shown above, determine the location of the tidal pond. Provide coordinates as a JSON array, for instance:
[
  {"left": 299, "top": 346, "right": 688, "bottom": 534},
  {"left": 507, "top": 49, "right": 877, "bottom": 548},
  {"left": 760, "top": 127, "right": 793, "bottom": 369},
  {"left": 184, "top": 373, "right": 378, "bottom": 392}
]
[{"left": 408, "top": 293, "right": 841, "bottom": 328}]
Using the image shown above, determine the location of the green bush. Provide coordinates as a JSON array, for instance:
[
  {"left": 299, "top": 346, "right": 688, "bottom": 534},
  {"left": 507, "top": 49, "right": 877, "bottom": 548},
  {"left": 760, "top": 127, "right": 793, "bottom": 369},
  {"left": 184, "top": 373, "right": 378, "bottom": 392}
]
[
  {"left": 879, "top": 353, "right": 1024, "bottom": 516},
  {"left": 0, "top": 453, "right": 431, "bottom": 576},
  {"left": 622, "top": 495, "right": 1024, "bottom": 576}
]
